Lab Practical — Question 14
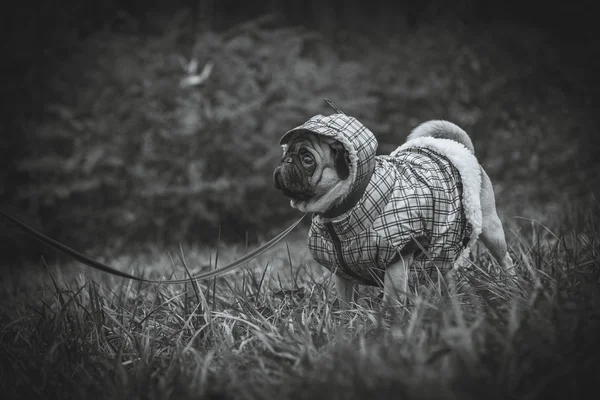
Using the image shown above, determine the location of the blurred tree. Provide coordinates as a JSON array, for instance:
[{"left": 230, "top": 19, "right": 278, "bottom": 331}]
[{"left": 1, "top": 0, "right": 597, "bottom": 264}]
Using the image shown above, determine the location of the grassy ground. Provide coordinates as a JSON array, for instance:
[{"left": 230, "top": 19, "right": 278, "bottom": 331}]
[
  {"left": 2, "top": 203, "right": 599, "bottom": 400},
  {"left": 2, "top": 12, "right": 600, "bottom": 400}
]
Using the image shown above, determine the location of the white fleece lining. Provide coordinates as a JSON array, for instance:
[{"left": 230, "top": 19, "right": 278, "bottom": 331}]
[{"left": 393, "top": 136, "right": 483, "bottom": 267}]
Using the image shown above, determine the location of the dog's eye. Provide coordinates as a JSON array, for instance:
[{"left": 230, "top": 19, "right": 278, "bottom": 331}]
[{"left": 301, "top": 154, "right": 314, "bottom": 166}]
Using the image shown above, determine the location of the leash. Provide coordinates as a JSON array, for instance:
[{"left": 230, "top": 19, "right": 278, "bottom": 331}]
[{"left": 0, "top": 209, "right": 307, "bottom": 284}]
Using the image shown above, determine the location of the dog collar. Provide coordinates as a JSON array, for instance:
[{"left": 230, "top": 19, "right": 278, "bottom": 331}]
[{"left": 319, "top": 164, "right": 375, "bottom": 219}]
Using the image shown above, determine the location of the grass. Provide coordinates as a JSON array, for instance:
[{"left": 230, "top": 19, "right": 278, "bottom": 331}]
[{"left": 1, "top": 197, "right": 599, "bottom": 399}]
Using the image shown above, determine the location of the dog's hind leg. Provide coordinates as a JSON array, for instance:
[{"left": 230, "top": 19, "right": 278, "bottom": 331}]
[
  {"left": 383, "top": 253, "right": 414, "bottom": 307},
  {"left": 480, "top": 168, "right": 515, "bottom": 277}
]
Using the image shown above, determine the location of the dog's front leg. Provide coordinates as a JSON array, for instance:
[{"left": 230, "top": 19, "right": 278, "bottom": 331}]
[
  {"left": 335, "top": 275, "right": 358, "bottom": 309},
  {"left": 383, "top": 254, "right": 414, "bottom": 307}
]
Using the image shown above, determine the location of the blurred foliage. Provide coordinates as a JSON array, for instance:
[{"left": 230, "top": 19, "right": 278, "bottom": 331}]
[{"left": 2, "top": 7, "right": 599, "bottom": 259}]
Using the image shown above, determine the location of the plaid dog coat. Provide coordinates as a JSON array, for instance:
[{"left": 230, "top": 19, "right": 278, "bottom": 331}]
[{"left": 281, "top": 114, "right": 482, "bottom": 287}]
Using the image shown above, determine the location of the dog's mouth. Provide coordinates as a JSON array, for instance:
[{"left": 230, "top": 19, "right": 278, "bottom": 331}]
[{"left": 273, "top": 167, "right": 312, "bottom": 201}]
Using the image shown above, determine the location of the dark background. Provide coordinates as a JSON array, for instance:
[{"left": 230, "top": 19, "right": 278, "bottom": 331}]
[{"left": 1, "top": 0, "right": 598, "bottom": 264}]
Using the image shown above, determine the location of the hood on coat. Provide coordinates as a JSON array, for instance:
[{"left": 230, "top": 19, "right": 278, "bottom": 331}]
[{"left": 279, "top": 113, "right": 378, "bottom": 200}]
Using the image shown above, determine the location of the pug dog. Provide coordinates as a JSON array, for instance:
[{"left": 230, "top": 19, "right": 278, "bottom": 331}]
[{"left": 274, "top": 113, "right": 515, "bottom": 308}]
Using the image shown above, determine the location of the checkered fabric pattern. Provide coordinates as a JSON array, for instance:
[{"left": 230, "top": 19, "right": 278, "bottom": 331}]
[
  {"left": 309, "top": 148, "right": 471, "bottom": 286},
  {"left": 290, "top": 114, "right": 472, "bottom": 287}
]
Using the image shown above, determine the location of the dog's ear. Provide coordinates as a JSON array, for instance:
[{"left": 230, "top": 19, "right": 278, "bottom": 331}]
[{"left": 329, "top": 142, "right": 350, "bottom": 180}]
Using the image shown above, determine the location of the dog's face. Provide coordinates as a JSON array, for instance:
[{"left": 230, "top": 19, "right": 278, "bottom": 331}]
[{"left": 273, "top": 131, "right": 352, "bottom": 213}]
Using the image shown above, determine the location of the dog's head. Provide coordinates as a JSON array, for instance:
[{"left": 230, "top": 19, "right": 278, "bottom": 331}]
[
  {"left": 273, "top": 130, "right": 352, "bottom": 212},
  {"left": 273, "top": 114, "right": 378, "bottom": 214}
]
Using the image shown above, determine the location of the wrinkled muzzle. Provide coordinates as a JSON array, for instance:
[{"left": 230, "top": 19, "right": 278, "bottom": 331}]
[{"left": 273, "top": 155, "right": 314, "bottom": 200}]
